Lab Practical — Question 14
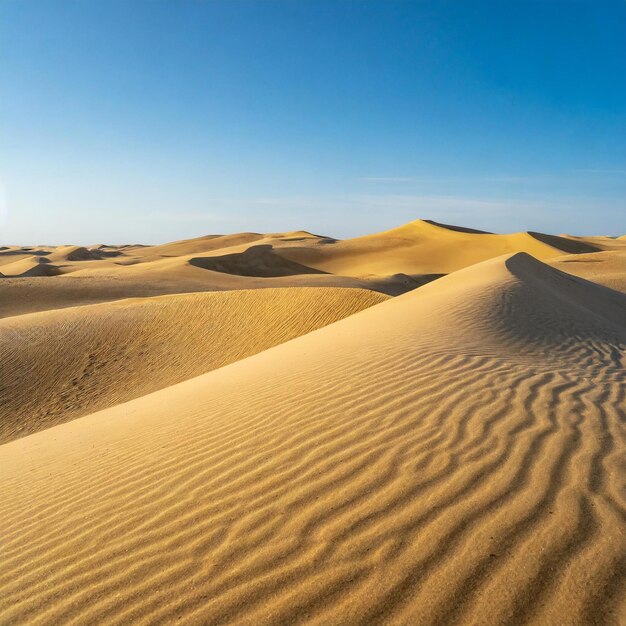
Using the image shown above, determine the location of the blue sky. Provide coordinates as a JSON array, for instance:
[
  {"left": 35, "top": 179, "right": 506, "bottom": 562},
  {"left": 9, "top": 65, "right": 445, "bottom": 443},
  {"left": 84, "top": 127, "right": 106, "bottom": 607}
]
[{"left": 1, "top": 0, "right": 625, "bottom": 244}]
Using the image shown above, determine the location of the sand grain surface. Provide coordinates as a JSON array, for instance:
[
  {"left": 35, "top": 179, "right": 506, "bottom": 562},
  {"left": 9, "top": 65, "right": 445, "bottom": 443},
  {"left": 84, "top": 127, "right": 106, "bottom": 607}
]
[
  {"left": 0, "top": 287, "right": 387, "bottom": 443},
  {"left": 1, "top": 250, "right": 624, "bottom": 625}
]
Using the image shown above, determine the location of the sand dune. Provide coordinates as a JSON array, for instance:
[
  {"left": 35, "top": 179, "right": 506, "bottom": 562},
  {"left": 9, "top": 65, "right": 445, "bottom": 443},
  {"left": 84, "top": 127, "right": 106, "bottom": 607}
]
[
  {"left": 560, "top": 233, "right": 626, "bottom": 251},
  {"left": 48, "top": 245, "right": 101, "bottom": 262},
  {"left": 0, "top": 287, "right": 387, "bottom": 443},
  {"left": 131, "top": 232, "right": 268, "bottom": 259},
  {"left": 188, "top": 244, "right": 328, "bottom": 277},
  {"left": 1, "top": 252, "right": 624, "bottom": 624},
  {"left": 0, "top": 215, "right": 621, "bottom": 308},
  {"left": 0, "top": 265, "right": 410, "bottom": 319},
  {"left": 276, "top": 219, "right": 605, "bottom": 276},
  {"left": 0, "top": 245, "right": 99, "bottom": 277},
  {"left": 0, "top": 247, "right": 54, "bottom": 265},
  {"left": 0, "top": 229, "right": 417, "bottom": 319},
  {"left": 4, "top": 218, "right": 621, "bottom": 318},
  {"left": 135, "top": 230, "right": 331, "bottom": 260},
  {"left": 0, "top": 255, "right": 61, "bottom": 278},
  {"left": 549, "top": 250, "right": 626, "bottom": 293}
]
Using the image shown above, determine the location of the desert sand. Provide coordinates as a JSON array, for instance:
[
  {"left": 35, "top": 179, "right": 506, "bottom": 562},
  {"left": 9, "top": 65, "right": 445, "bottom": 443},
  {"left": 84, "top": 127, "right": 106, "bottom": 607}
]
[
  {"left": 0, "top": 287, "right": 387, "bottom": 442},
  {"left": 2, "top": 219, "right": 622, "bottom": 319},
  {"left": 1, "top": 219, "right": 625, "bottom": 625}
]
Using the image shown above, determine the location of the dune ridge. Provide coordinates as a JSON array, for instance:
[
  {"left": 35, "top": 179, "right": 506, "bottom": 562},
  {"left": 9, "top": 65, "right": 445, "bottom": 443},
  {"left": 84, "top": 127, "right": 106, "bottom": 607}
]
[
  {"left": 1, "top": 252, "right": 624, "bottom": 624},
  {"left": 276, "top": 219, "right": 605, "bottom": 276},
  {"left": 0, "top": 256, "right": 61, "bottom": 278},
  {"left": 4, "top": 218, "right": 623, "bottom": 319},
  {"left": 0, "top": 287, "right": 387, "bottom": 443}
]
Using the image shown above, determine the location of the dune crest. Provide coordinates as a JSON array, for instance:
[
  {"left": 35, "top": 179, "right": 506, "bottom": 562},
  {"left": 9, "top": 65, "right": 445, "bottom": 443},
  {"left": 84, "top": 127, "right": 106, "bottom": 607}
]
[
  {"left": 276, "top": 219, "right": 604, "bottom": 276},
  {"left": 0, "top": 255, "right": 61, "bottom": 277},
  {"left": 2, "top": 219, "right": 624, "bottom": 319},
  {"left": 0, "top": 287, "right": 387, "bottom": 443},
  {"left": 1, "top": 252, "right": 624, "bottom": 624},
  {"left": 49, "top": 245, "right": 100, "bottom": 262}
]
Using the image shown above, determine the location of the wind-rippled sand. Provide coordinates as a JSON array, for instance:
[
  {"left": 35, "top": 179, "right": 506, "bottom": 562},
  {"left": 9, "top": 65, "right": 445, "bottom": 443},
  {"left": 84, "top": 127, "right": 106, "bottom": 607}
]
[
  {"left": 1, "top": 251, "right": 625, "bottom": 625},
  {"left": 0, "top": 287, "right": 387, "bottom": 442}
]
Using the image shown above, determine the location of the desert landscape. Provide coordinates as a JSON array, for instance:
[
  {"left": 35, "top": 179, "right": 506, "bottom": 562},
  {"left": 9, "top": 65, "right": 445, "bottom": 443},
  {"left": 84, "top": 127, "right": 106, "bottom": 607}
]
[{"left": 1, "top": 218, "right": 625, "bottom": 624}]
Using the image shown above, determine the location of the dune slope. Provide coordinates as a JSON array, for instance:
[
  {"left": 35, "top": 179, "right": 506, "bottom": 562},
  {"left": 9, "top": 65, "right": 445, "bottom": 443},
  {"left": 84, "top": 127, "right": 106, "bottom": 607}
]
[
  {"left": 0, "top": 287, "right": 387, "bottom": 443},
  {"left": 1, "top": 253, "right": 624, "bottom": 624},
  {"left": 549, "top": 250, "right": 626, "bottom": 293},
  {"left": 0, "top": 255, "right": 61, "bottom": 278},
  {"left": 0, "top": 266, "right": 409, "bottom": 319},
  {"left": 277, "top": 219, "right": 602, "bottom": 276}
]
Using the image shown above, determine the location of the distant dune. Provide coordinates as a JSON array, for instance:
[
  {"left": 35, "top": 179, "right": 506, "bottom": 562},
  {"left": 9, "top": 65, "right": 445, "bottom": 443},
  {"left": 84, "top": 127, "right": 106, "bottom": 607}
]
[
  {"left": 0, "top": 255, "right": 61, "bottom": 278},
  {"left": 48, "top": 245, "right": 101, "bottom": 262},
  {"left": 549, "top": 249, "right": 626, "bottom": 293},
  {"left": 276, "top": 219, "right": 605, "bottom": 275},
  {"left": 1, "top": 220, "right": 625, "bottom": 624},
  {"left": 2, "top": 219, "right": 624, "bottom": 319}
]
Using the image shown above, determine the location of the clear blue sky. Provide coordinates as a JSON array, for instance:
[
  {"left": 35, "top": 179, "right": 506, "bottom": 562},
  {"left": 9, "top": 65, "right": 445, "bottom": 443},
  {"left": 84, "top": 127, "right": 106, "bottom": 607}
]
[{"left": 1, "top": 0, "right": 625, "bottom": 244}]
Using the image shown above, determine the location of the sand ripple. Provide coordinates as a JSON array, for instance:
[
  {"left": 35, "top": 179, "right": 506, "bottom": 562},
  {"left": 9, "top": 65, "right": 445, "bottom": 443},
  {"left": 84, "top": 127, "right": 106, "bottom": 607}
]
[{"left": 1, "top": 253, "right": 624, "bottom": 624}]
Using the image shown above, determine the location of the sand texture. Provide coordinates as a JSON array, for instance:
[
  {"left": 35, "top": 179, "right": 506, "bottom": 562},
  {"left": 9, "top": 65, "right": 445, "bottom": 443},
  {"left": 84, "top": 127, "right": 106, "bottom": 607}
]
[
  {"left": 1, "top": 229, "right": 625, "bottom": 625},
  {"left": 0, "top": 287, "right": 387, "bottom": 443},
  {"left": 549, "top": 250, "right": 626, "bottom": 293}
]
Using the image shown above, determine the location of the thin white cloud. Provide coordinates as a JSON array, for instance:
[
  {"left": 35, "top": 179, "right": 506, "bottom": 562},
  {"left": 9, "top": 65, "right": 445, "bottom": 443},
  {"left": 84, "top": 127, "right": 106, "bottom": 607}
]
[
  {"left": 359, "top": 175, "right": 533, "bottom": 184},
  {"left": 574, "top": 169, "right": 626, "bottom": 175},
  {"left": 132, "top": 211, "right": 238, "bottom": 223},
  {"left": 359, "top": 177, "right": 418, "bottom": 183},
  {"left": 246, "top": 193, "right": 544, "bottom": 213},
  {"left": 121, "top": 192, "right": 622, "bottom": 240}
]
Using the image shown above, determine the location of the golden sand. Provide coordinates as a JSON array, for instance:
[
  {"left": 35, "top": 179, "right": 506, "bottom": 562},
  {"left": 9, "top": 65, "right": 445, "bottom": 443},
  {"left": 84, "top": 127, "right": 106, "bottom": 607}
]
[
  {"left": 1, "top": 221, "right": 625, "bottom": 625},
  {"left": 0, "top": 288, "right": 387, "bottom": 443}
]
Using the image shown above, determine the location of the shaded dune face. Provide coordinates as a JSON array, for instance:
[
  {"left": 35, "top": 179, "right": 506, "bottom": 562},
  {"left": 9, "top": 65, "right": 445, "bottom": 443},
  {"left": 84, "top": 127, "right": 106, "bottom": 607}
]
[
  {"left": 0, "top": 248, "right": 50, "bottom": 259},
  {"left": 0, "top": 287, "right": 387, "bottom": 443},
  {"left": 1, "top": 253, "right": 624, "bottom": 625},
  {"left": 527, "top": 231, "right": 601, "bottom": 255},
  {"left": 189, "top": 244, "right": 328, "bottom": 277},
  {"left": 48, "top": 246, "right": 124, "bottom": 261},
  {"left": 423, "top": 219, "right": 493, "bottom": 234},
  {"left": 49, "top": 246, "right": 100, "bottom": 262},
  {"left": 0, "top": 256, "right": 62, "bottom": 277},
  {"left": 434, "top": 253, "right": 626, "bottom": 363},
  {"left": 501, "top": 254, "right": 626, "bottom": 352}
]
